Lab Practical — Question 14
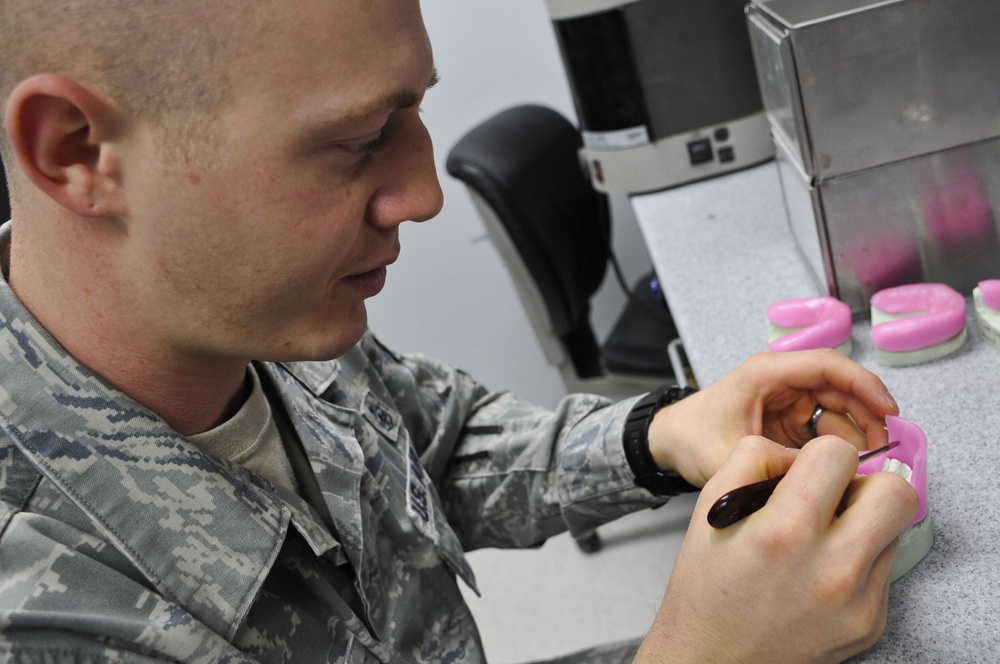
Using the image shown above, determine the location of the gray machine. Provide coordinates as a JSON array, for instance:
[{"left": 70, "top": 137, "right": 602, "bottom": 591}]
[
  {"left": 747, "top": 0, "right": 1000, "bottom": 313},
  {"left": 545, "top": 0, "right": 774, "bottom": 194}
]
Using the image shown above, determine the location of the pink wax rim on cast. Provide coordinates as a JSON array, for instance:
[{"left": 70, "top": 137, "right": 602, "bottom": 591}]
[
  {"left": 766, "top": 296, "right": 852, "bottom": 352},
  {"left": 858, "top": 415, "right": 928, "bottom": 527},
  {"left": 980, "top": 279, "right": 1000, "bottom": 310},
  {"left": 870, "top": 283, "right": 966, "bottom": 352}
]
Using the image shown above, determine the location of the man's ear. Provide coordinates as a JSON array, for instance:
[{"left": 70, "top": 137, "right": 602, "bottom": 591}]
[{"left": 4, "top": 74, "right": 128, "bottom": 218}]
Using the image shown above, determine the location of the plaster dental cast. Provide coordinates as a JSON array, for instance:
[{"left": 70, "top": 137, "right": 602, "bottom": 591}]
[
  {"left": 974, "top": 279, "right": 1000, "bottom": 350},
  {"left": 870, "top": 283, "right": 968, "bottom": 366},
  {"left": 767, "top": 296, "right": 854, "bottom": 355}
]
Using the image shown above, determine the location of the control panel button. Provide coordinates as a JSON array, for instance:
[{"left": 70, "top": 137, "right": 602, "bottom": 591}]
[
  {"left": 687, "top": 138, "right": 714, "bottom": 165},
  {"left": 718, "top": 146, "right": 735, "bottom": 163}
]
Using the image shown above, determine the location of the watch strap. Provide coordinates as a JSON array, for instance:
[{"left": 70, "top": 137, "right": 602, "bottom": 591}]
[{"left": 622, "top": 385, "right": 699, "bottom": 496}]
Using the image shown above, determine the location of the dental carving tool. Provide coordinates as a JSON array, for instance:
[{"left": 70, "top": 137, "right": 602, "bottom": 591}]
[{"left": 707, "top": 441, "right": 900, "bottom": 529}]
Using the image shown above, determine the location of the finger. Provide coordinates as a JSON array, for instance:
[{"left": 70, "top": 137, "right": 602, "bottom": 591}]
[
  {"left": 824, "top": 488, "right": 907, "bottom": 659},
  {"left": 755, "top": 350, "right": 899, "bottom": 422},
  {"left": 832, "top": 471, "right": 920, "bottom": 563},
  {"left": 808, "top": 390, "right": 891, "bottom": 448},
  {"left": 854, "top": 415, "right": 892, "bottom": 451},
  {"left": 813, "top": 410, "right": 866, "bottom": 450},
  {"left": 785, "top": 392, "right": 890, "bottom": 451},
  {"left": 813, "top": 352, "right": 899, "bottom": 418},
  {"left": 768, "top": 436, "right": 862, "bottom": 534},
  {"left": 806, "top": 403, "right": 891, "bottom": 452},
  {"left": 694, "top": 436, "right": 798, "bottom": 523}
]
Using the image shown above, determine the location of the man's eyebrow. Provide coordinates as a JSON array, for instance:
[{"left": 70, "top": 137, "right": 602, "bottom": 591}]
[
  {"left": 294, "top": 68, "right": 440, "bottom": 150},
  {"left": 380, "top": 67, "right": 439, "bottom": 111},
  {"left": 343, "top": 68, "right": 440, "bottom": 120}
]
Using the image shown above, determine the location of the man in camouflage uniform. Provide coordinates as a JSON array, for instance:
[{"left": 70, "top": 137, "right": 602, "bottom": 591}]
[
  {"left": 0, "top": 0, "right": 918, "bottom": 662},
  {"left": 0, "top": 267, "right": 652, "bottom": 661}
]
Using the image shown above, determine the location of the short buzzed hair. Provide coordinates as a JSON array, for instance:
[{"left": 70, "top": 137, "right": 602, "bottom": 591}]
[{"left": 0, "top": 0, "right": 267, "bottom": 171}]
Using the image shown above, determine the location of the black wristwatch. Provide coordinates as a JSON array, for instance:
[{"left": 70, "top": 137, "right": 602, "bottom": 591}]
[{"left": 623, "top": 385, "right": 700, "bottom": 496}]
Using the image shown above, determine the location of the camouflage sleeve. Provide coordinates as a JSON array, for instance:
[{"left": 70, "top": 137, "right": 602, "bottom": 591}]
[
  {"left": 362, "top": 335, "right": 666, "bottom": 551},
  {"left": 437, "top": 389, "right": 667, "bottom": 550}
]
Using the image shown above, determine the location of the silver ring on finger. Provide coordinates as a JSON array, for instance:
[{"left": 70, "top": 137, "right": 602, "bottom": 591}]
[{"left": 808, "top": 404, "right": 825, "bottom": 438}]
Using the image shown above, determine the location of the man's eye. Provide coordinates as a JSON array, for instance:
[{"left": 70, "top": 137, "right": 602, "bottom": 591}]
[{"left": 344, "top": 133, "right": 389, "bottom": 158}]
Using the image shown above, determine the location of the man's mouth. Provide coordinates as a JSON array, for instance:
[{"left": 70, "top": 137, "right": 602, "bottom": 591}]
[
  {"left": 344, "top": 265, "right": 388, "bottom": 297},
  {"left": 343, "top": 250, "right": 399, "bottom": 298}
]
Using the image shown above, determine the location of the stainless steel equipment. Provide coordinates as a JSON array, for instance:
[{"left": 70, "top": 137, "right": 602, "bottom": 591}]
[
  {"left": 545, "top": 0, "right": 774, "bottom": 194},
  {"left": 747, "top": 0, "right": 1000, "bottom": 314}
]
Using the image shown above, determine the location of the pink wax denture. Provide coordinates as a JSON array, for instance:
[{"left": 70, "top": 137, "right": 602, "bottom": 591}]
[
  {"left": 858, "top": 415, "right": 933, "bottom": 581},
  {"left": 973, "top": 279, "right": 1000, "bottom": 351},
  {"left": 870, "top": 283, "right": 967, "bottom": 366},
  {"left": 766, "top": 296, "right": 852, "bottom": 354},
  {"left": 858, "top": 415, "right": 927, "bottom": 527}
]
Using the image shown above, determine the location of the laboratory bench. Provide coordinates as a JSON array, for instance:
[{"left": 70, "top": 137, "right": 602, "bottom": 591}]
[{"left": 631, "top": 161, "right": 1000, "bottom": 662}]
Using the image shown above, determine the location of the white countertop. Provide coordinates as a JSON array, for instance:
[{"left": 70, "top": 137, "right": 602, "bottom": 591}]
[{"left": 632, "top": 161, "right": 1000, "bottom": 662}]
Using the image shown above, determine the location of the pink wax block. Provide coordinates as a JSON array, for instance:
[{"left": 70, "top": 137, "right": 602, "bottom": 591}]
[
  {"left": 980, "top": 279, "right": 1000, "bottom": 310},
  {"left": 870, "top": 283, "right": 966, "bottom": 353},
  {"left": 766, "top": 297, "right": 852, "bottom": 352}
]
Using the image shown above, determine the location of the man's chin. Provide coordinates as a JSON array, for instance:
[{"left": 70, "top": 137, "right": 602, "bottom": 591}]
[{"left": 257, "top": 312, "right": 368, "bottom": 363}]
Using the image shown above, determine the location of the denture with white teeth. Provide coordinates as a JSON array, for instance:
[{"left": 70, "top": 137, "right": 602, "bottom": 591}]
[{"left": 857, "top": 415, "right": 933, "bottom": 581}]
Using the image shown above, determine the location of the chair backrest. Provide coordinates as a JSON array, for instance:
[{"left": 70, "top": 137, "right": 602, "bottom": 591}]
[{"left": 446, "top": 105, "right": 611, "bottom": 379}]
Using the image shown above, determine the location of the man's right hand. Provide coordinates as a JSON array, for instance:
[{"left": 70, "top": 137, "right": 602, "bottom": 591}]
[{"left": 635, "top": 434, "right": 919, "bottom": 664}]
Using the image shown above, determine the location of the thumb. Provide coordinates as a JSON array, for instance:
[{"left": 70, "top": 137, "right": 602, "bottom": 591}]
[{"left": 693, "top": 436, "right": 799, "bottom": 527}]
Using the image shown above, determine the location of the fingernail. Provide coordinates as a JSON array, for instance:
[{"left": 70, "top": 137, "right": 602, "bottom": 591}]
[{"left": 884, "top": 390, "right": 899, "bottom": 413}]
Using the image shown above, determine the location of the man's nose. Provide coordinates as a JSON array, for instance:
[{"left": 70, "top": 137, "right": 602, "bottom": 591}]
[{"left": 367, "top": 119, "right": 444, "bottom": 228}]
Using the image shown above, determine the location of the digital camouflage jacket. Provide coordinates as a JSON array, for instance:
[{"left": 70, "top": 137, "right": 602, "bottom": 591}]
[{"left": 0, "top": 228, "right": 661, "bottom": 662}]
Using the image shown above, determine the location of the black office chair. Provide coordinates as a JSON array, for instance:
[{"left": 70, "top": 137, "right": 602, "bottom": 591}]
[{"left": 446, "top": 104, "right": 685, "bottom": 402}]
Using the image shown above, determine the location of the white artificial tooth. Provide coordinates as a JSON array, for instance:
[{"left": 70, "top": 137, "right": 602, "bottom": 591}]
[{"left": 880, "top": 458, "right": 913, "bottom": 483}]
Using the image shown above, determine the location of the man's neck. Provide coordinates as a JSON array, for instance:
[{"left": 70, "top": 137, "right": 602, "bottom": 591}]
[
  {"left": 7, "top": 249, "right": 252, "bottom": 436},
  {"left": 51, "top": 327, "right": 253, "bottom": 435},
  {"left": 104, "top": 355, "right": 254, "bottom": 435}
]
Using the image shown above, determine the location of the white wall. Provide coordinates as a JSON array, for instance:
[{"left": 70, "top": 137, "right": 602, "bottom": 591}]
[{"left": 366, "top": 0, "right": 654, "bottom": 409}]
